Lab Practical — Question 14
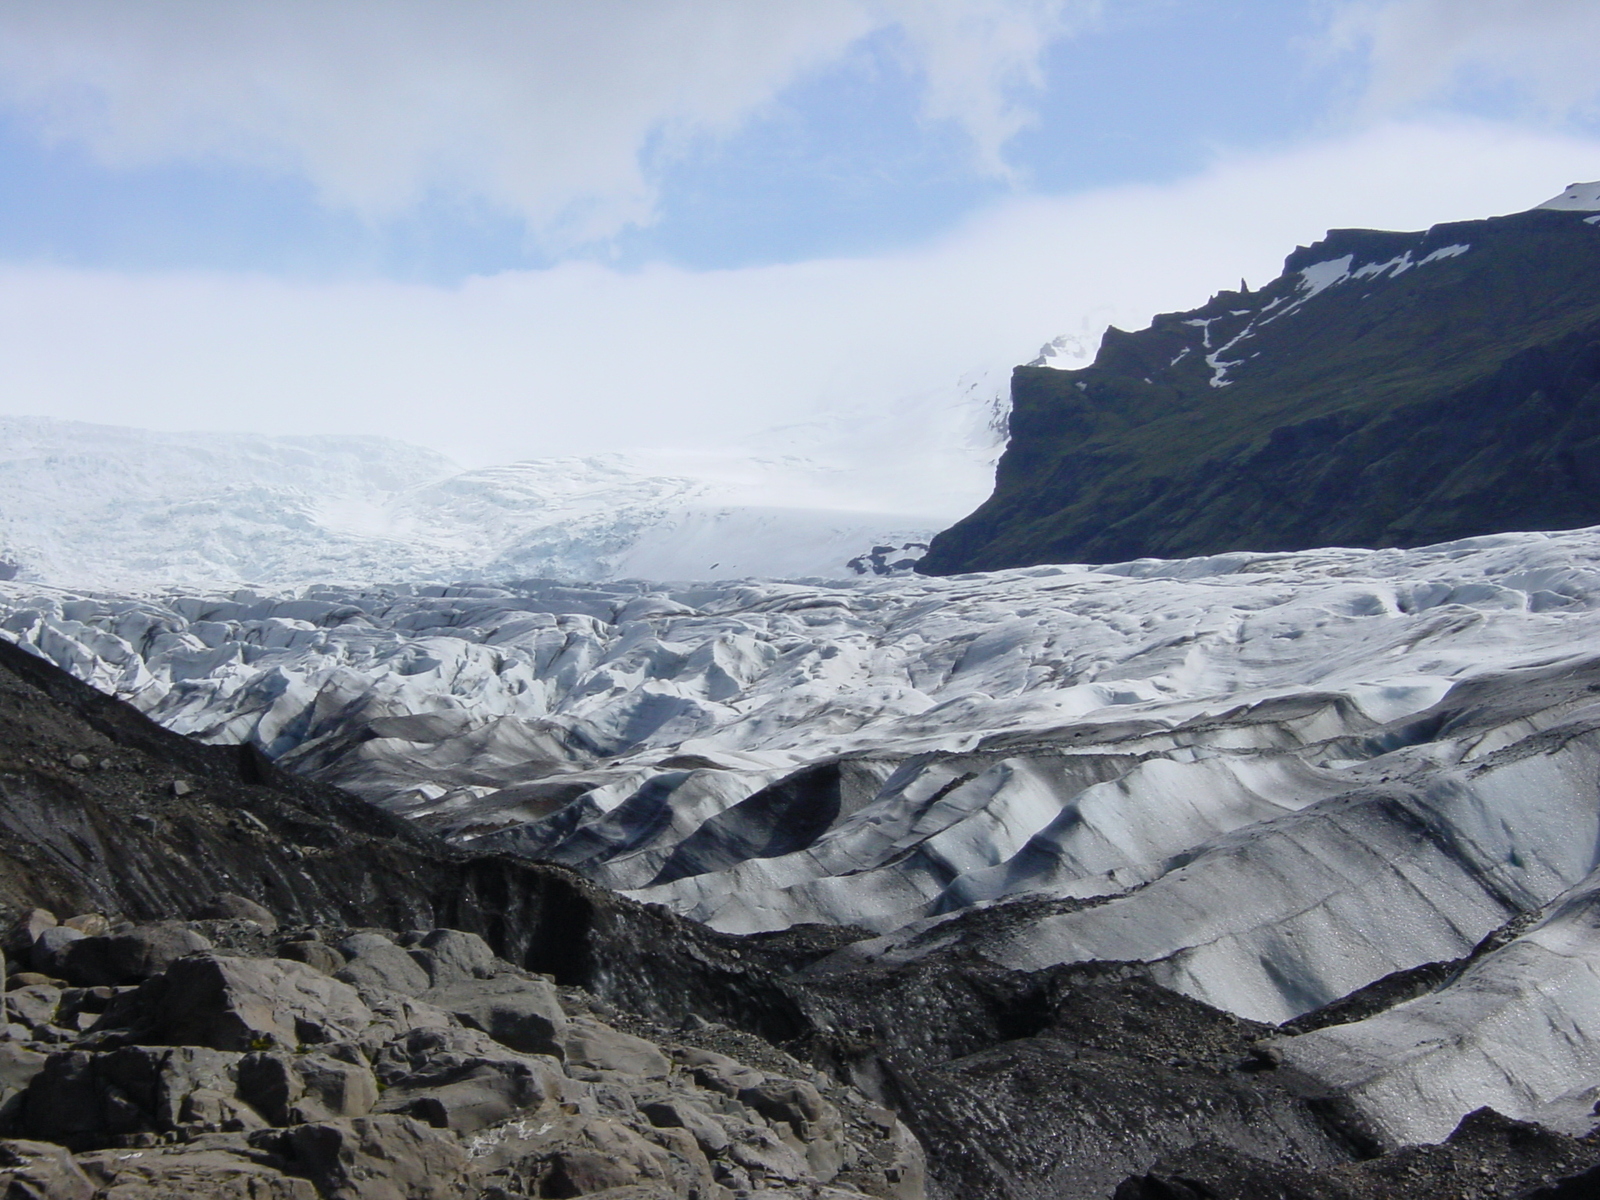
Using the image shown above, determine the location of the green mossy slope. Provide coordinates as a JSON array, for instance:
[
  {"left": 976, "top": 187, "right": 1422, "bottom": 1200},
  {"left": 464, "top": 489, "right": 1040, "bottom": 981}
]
[{"left": 921, "top": 208, "right": 1600, "bottom": 573}]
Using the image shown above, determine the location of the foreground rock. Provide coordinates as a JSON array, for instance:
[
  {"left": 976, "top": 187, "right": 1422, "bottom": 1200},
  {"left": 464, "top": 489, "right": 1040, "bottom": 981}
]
[{"left": 2, "top": 916, "right": 922, "bottom": 1200}]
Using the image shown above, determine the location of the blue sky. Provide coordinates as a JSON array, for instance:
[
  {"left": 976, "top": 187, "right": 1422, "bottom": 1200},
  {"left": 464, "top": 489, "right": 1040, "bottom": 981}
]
[{"left": 0, "top": 0, "right": 1596, "bottom": 476}]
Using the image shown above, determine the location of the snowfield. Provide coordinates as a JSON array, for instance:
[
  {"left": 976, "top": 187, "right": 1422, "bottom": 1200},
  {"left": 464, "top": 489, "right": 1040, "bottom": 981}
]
[{"left": 9, "top": 526, "right": 1600, "bottom": 1147}]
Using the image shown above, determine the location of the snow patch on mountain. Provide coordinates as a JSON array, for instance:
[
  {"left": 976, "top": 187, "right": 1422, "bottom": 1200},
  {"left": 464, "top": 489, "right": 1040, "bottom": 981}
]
[{"left": 1538, "top": 181, "right": 1600, "bottom": 211}]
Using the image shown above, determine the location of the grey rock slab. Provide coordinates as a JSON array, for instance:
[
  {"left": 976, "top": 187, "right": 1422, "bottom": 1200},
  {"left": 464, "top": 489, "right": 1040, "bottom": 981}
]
[
  {"left": 335, "top": 944, "right": 431, "bottom": 999},
  {"left": 270, "top": 1114, "right": 469, "bottom": 1200},
  {"left": 0, "top": 1138, "right": 94, "bottom": 1200},
  {"left": 0, "top": 1043, "right": 46, "bottom": 1093},
  {"left": 4, "top": 910, "right": 55, "bottom": 958},
  {"left": 57, "top": 923, "right": 213, "bottom": 987},
  {"left": 373, "top": 1026, "right": 564, "bottom": 1134},
  {"left": 422, "top": 976, "right": 566, "bottom": 1056},
  {"left": 276, "top": 939, "right": 346, "bottom": 976},
  {"left": 409, "top": 928, "right": 495, "bottom": 987},
  {"left": 561, "top": 1018, "right": 670, "bottom": 1079},
  {"left": 640, "top": 1097, "right": 732, "bottom": 1155},
  {"left": 336, "top": 932, "right": 398, "bottom": 958},
  {"left": 679, "top": 1047, "right": 765, "bottom": 1096},
  {"left": 196, "top": 893, "right": 279, "bottom": 932},
  {"left": 28, "top": 926, "right": 85, "bottom": 976},
  {"left": 115, "top": 954, "right": 372, "bottom": 1051},
  {"left": 239, "top": 1051, "right": 379, "bottom": 1125},
  {"left": 74, "top": 1136, "right": 315, "bottom": 1200},
  {"left": 4, "top": 983, "right": 61, "bottom": 1029}
]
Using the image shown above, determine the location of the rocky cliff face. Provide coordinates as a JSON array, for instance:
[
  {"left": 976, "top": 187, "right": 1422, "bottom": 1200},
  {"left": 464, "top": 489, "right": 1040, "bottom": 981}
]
[{"left": 921, "top": 203, "right": 1600, "bottom": 574}]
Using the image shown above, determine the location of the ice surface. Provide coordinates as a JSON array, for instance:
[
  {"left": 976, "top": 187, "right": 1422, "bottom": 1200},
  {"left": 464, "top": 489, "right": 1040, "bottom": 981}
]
[
  {"left": 0, "top": 407, "right": 1005, "bottom": 591},
  {"left": 1537, "top": 181, "right": 1600, "bottom": 212},
  {"left": 12, "top": 526, "right": 1600, "bottom": 1143}
]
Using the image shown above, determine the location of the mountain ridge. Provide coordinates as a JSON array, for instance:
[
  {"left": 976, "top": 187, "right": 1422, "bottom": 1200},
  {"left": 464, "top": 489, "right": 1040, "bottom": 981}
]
[{"left": 921, "top": 200, "right": 1600, "bottom": 573}]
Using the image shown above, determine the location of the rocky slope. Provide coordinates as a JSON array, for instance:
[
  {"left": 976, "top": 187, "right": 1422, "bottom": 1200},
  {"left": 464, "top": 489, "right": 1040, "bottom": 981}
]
[
  {"left": 8, "top": 602, "right": 1600, "bottom": 1197},
  {"left": 920, "top": 185, "right": 1600, "bottom": 573}
]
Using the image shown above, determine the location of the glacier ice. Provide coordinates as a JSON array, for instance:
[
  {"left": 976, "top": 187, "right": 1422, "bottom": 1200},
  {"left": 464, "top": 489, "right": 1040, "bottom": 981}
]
[{"left": 10, "top": 526, "right": 1600, "bottom": 1144}]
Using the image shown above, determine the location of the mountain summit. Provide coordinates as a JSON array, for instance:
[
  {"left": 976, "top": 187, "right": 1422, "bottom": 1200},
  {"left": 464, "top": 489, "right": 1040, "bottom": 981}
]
[{"left": 921, "top": 186, "right": 1600, "bottom": 574}]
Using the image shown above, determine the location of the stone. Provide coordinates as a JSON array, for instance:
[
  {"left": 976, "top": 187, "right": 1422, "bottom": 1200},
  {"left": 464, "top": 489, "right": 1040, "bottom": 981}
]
[
  {"left": 271, "top": 1115, "right": 469, "bottom": 1200},
  {"left": 679, "top": 1047, "right": 765, "bottom": 1096},
  {"left": 4, "top": 984, "right": 61, "bottom": 1029},
  {"left": 67, "top": 754, "right": 90, "bottom": 770},
  {"left": 0, "top": 1043, "right": 47, "bottom": 1093},
  {"left": 114, "top": 954, "right": 372, "bottom": 1052},
  {"left": 60, "top": 914, "right": 109, "bottom": 936},
  {"left": 5, "top": 973, "right": 57, "bottom": 989},
  {"left": 738, "top": 1079, "right": 846, "bottom": 1178},
  {"left": 423, "top": 977, "right": 566, "bottom": 1056},
  {"left": 4, "top": 910, "right": 55, "bottom": 958},
  {"left": 409, "top": 929, "right": 495, "bottom": 987},
  {"left": 57, "top": 923, "right": 213, "bottom": 987},
  {"left": 27, "top": 926, "right": 85, "bottom": 977},
  {"left": 335, "top": 944, "right": 431, "bottom": 999},
  {"left": 478, "top": 1115, "right": 674, "bottom": 1198},
  {"left": 373, "top": 1026, "right": 561, "bottom": 1134},
  {"left": 277, "top": 940, "right": 346, "bottom": 976},
  {"left": 561, "top": 1019, "right": 671, "bottom": 1079},
  {"left": 24, "top": 1045, "right": 249, "bottom": 1142},
  {"left": 336, "top": 932, "right": 397, "bottom": 959},
  {"left": 0, "top": 1139, "right": 95, "bottom": 1200},
  {"left": 169, "top": 779, "right": 192, "bottom": 797},
  {"left": 196, "top": 893, "right": 279, "bottom": 932},
  {"left": 640, "top": 1097, "right": 732, "bottom": 1155},
  {"left": 74, "top": 1135, "right": 314, "bottom": 1200},
  {"left": 238, "top": 1051, "right": 379, "bottom": 1125}
]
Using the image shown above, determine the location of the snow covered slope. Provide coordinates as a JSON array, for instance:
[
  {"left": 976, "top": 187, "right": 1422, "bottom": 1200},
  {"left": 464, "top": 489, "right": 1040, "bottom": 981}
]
[{"left": 0, "top": 409, "right": 1000, "bottom": 590}]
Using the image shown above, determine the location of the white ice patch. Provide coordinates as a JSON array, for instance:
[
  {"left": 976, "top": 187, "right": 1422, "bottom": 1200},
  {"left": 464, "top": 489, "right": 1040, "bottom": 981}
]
[
  {"left": 1297, "top": 255, "right": 1355, "bottom": 299},
  {"left": 1537, "top": 181, "right": 1600, "bottom": 212},
  {"left": 1587, "top": 215, "right": 1600, "bottom": 226},
  {"left": 1419, "top": 243, "right": 1470, "bottom": 264}
]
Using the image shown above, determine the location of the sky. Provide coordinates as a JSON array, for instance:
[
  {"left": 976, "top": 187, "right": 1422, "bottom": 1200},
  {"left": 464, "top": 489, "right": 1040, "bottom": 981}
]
[{"left": 0, "top": 0, "right": 1598, "bottom": 491}]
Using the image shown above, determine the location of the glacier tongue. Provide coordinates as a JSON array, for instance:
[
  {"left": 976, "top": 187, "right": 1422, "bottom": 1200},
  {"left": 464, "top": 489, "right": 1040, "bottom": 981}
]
[{"left": 10, "top": 527, "right": 1600, "bottom": 1140}]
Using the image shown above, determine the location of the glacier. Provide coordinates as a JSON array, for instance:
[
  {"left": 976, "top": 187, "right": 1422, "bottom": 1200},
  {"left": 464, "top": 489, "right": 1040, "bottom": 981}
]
[
  {"left": 10, "top": 526, "right": 1600, "bottom": 1148},
  {"left": 0, "top": 387, "right": 1006, "bottom": 590}
]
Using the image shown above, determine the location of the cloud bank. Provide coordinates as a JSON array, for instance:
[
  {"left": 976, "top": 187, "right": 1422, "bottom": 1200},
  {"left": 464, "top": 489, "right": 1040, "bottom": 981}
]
[
  {"left": 0, "top": 119, "right": 1593, "bottom": 486},
  {"left": 0, "top": 0, "right": 1098, "bottom": 244}
]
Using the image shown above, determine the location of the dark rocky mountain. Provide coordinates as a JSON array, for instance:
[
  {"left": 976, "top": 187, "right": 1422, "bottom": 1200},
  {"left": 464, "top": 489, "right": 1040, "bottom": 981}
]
[
  {"left": 5, "top": 627, "right": 1600, "bottom": 1196},
  {"left": 922, "top": 199, "right": 1600, "bottom": 574}
]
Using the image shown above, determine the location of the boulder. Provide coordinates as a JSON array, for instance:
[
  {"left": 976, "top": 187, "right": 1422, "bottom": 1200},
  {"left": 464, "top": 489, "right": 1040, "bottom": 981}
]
[
  {"left": 108, "top": 954, "right": 372, "bottom": 1052},
  {"left": 238, "top": 1051, "right": 379, "bottom": 1125},
  {"left": 408, "top": 929, "right": 495, "bottom": 987},
  {"left": 28, "top": 927, "right": 84, "bottom": 977},
  {"left": 74, "top": 1135, "right": 314, "bottom": 1200},
  {"left": 23, "top": 1045, "right": 254, "bottom": 1143},
  {"left": 0, "top": 1043, "right": 47, "bottom": 1094},
  {"left": 336, "top": 933, "right": 398, "bottom": 959},
  {"left": 640, "top": 1097, "right": 731, "bottom": 1156},
  {"left": 5, "top": 984, "right": 60, "bottom": 1029},
  {"left": 277, "top": 940, "right": 346, "bottom": 976},
  {"left": 739, "top": 1079, "right": 845, "bottom": 1179},
  {"left": 335, "top": 944, "right": 431, "bottom": 999},
  {"left": 561, "top": 1018, "right": 670, "bottom": 1079},
  {"left": 476, "top": 1115, "right": 674, "bottom": 1198},
  {"left": 373, "top": 1026, "right": 562, "bottom": 1134},
  {"left": 270, "top": 1115, "right": 469, "bottom": 1200},
  {"left": 423, "top": 977, "right": 566, "bottom": 1056},
  {"left": 196, "top": 893, "right": 279, "bottom": 932},
  {"left": 57, "top": 923, "right": 212, "bottom": 987},
  {"left": 678, "top": 1047, "right": 765, "bottom": 1096},
  {"left": 59, "top": 914, "right": 109, "bottom": 937},
  {"left": 0, "top": 1139, "right": 94, "bottom": 1200},
  {"left": 4, "top": 910, "right": 56, "bottom": 957}
]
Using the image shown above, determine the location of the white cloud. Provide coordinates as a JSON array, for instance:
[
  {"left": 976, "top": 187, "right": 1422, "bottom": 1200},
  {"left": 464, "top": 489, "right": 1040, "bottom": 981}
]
[
  {"left": 0, "top": 0, "right": 1093, "bottom": 244},
  {"left": 0, "top": 118, "right": 1593, "bottom": 505},
  {"left": 1332, "top": 0, "right": 1600, "bottom": 120}
]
